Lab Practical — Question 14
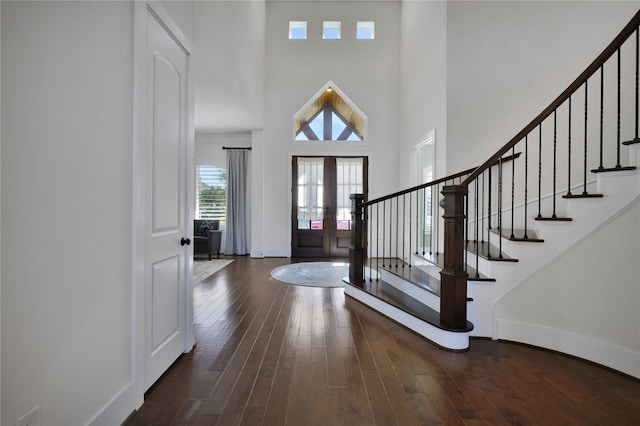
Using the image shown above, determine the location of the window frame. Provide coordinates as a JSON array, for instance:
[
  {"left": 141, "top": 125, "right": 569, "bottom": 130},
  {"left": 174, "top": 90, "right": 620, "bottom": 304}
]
[
  {"left": 322, "top": 21, "right": 341, "bottom": 40},
  {"left": 356, "top": 21, "right": 375, "bottom": 40},
  {"left": 195, "top": 164, "right": 227, "bottom": 226},
  {"left": 289, "top": 21, "right": 308, "bottom": 40}
]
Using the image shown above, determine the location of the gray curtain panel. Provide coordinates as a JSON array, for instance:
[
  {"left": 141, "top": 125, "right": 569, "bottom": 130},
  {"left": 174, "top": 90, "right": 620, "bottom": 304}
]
[{"left": 225, "top": 149, "right": 250, "bottom": 254}]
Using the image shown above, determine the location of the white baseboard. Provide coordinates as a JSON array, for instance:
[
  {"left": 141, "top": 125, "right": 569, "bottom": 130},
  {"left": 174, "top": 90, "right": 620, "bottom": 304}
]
[
  {"left": 496, "top": 318, "right": 640, "bottom": 379},
  {"left": 250, "top": 249, "right": 265, "bottom": 258},
  {"left": 262, "top": 249, "right": 289, "bottom": 257},
  {"left": 88, "top": 380, "right": 143, "bottom": 426},
  {"left": 345, "top": 284, "right": 469, "bottom": 351}
]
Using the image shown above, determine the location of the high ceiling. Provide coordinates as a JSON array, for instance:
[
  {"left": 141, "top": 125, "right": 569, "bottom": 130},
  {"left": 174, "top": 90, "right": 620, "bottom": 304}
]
[{"left": 193, "top": 1, "right": 266, "bottom": 134}]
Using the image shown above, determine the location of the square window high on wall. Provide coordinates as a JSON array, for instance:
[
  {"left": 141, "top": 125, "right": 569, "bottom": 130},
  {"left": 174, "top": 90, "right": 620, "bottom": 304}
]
[
  {"left": 289, "top": 21, "right": 307, "bottom": 39},
  {"left": 357, "top": 21, "right": 375, "bottom": 40},
  {"left": 323, "top": 21, "right": 341, "bottom": 40}
]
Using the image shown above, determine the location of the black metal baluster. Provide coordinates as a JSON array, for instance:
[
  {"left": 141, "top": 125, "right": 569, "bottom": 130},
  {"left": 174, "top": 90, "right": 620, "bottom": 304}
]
[
  {"left": 376, "top": 202, "right": 379, "bottom": 279},
  {"left": 481, "top": 171, "right": 485, "bottom": 243},
  {"left": 552, "top": 110, "right": 558, "bottom": 218},
  {"left": 567, "top": 95, "right": 573, "bottom": 196},
  {"left": 364, "top": 206, "right": 373, "bottom": 281},
  {"left": 498, "top": 156, "right": 503, "bottom": 259},
  {"left": 436, "top": 183, "right": 441, "bottom": 257},
  {"left": 487, "top": 166, "right": 492, "bottom": 259},
  {"left": 616, "top": 47, "right": 623, "bottom": 168},
  {"left": 382, "top": 201, "right": 384, "bottom": 268},
  {"left": 510, "top": 146, "right": 515, "bottom": 240},
  {"left": 423, "top": 187, "right": 427, "bottom": 256},
  {"left": 598, "top": 65, "right": 605, "bottom": 170},
  {"left": 524, "top": 135, "right": 529, "bottom": 239},
  {"left": 474, "top": 177, "right": 480, "bottom": 277},
  {"left": 407, "top": 192, "right": 411, "bottom": 266},
  {"left": 473, "top": 178, "right": 478, "bottom": 246},
  {"left": 537, "top": 123, "right": 543, "bottom": 219},
  {"left": 402, "top": 194, "right": 406, "bottom": 268},
  {"left": 465, "top": 185, "right": 470, "bottom": 245},
  {"left": 583, "top": 81, "right": 590, "bottom": 194},
  {"left": 395, "top": 196, "right": 399, "bottom": 268},
  {"left": 464, "top": 188, "right": 469, "bottom": 271},
  {"left": 415, "top": 189, "right": 419, "bottom": 256},
  {"left": 624, "top": 28, "right": 640, "bottom": 145},
  {"left": 429, "top": 185, "right": 434, "bottom": 256}
]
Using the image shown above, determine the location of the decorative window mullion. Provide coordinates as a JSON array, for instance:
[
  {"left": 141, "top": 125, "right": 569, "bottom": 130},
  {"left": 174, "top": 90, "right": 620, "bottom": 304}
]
[
  {"left": 337, "top": 122, "right": 355, "bottom": 140},
  {"left": 299, "top": 121, "right": 318, "bottom": 140},
  {"left": 323, "top": 103, "right": 332, "bottom": 140}
]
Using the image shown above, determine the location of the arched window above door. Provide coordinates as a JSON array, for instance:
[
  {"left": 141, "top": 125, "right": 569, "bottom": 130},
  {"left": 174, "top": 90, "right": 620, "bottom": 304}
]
[{"left": 294, "top": 81, "right": 367, "bottom": 141}]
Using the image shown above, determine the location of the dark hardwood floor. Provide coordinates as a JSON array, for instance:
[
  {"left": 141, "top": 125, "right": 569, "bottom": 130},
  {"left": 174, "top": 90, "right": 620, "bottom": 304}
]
[{"left": 126, "top": 256, "right": 640, "bottom": 425}]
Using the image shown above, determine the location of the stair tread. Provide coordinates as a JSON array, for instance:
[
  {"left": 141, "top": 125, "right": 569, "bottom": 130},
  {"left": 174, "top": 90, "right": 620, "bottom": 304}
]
[
  {"left": 622, "top": 137, "right": 640, "bottom": 145},
  {"left": 414, "top": 253, "right": 496, "bottom": 281},
  {"left": 345, "top": 278, "right": 474, "bottom": 332},
  {"left": 562, "top": 192, "right": 603, "bottom": 198},
  {"left": 493, "top": 228, "right": 544, "bottom": 242},
  {"left": 381, "top": 264, "right": 441, "bottom": 296},
  {"left": 535, "top": 215, "right": 573, "bottom": 221},
  {"left": 591, "top": 165, "right": 636, "bottom": 173},
  {"left": 466, "top": 240, "right": 518, "bottom": 262}
]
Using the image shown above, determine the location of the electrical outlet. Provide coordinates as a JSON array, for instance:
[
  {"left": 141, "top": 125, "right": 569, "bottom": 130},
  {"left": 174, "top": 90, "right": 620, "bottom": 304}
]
[{"left": 17, "top": 405, "right": 40, "bottom": 426}]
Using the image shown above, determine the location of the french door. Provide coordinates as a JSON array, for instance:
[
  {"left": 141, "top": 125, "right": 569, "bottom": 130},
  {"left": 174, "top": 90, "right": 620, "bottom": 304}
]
[{"left": 292, "top": 156, "right": 368, "bottom": 258}]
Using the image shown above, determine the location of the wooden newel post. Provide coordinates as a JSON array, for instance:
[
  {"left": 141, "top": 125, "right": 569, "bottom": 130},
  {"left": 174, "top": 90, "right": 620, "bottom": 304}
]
[
  {"left": 439, "top": 185, "right": 469, "bottom": 330},
  {"left": 349, "top": 193, "right": 365, "bottom": 285}
]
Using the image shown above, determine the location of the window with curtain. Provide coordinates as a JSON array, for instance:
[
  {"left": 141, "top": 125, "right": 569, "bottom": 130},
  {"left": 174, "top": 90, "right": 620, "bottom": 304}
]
[{"left": 196, "top": 164, "right": 226, "bottom": 224}]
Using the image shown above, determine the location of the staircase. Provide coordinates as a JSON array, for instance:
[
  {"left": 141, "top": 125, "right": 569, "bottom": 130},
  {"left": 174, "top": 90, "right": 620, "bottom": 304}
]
[{"left": 346, "top": 10, "right": 640, "bottom": 377}]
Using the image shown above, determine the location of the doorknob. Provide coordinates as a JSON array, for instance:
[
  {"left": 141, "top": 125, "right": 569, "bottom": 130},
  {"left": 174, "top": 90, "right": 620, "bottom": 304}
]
[{"left": 181, "top": 237, "right": 191, "bottom": 246}]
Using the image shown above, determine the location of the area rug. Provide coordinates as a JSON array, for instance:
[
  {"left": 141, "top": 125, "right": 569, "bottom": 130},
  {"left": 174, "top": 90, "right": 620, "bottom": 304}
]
[
  {"left": 193, "top": 258, "right": 234, "bottom": 285},
  {"left": 271, "top": 262, "right": 349, "bottom": 287},
  {"left": 270, "top": 262, "right": 379, "bottom": 288}
]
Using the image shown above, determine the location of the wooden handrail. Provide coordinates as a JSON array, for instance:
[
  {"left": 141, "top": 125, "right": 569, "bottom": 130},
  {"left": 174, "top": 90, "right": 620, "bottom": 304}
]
[
  {"left": 461, "top": 8, "right": 640, "bottom": 187},
  {"left": 364, "top": 152, "right": 521, "bottom": 207}
]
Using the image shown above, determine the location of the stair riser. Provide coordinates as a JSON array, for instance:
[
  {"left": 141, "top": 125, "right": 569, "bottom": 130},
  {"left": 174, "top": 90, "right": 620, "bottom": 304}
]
[
  {"left": 380, "top": 268, "right": 440, "bottom": 312},
  {"left": 344, "top": 284, "right": 470, "bottom": 351}
]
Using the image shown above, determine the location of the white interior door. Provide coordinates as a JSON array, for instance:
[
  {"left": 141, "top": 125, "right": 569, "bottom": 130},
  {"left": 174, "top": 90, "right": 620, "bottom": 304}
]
[{"left": 144, "top": 7, "right": 190, "bottom": 390}]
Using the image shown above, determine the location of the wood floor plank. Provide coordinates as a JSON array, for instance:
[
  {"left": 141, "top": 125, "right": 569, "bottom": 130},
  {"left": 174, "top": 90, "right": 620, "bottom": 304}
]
[
  {"left": 126, "top": 257, "right": 640, "bottom": 426},
  {"left": 336, "top": 347, "right": 376, "bottom": 425},
  {"left": 324, "top": 290, "right": 347, "bottom": 388},
  {"left": 304, "top": 346, "right": 332, "bottom": 426},
  {"left": 245, "top": 286, "right": 293, "bottom": 409},
  {"left": 261, "top": 358, "right": 294, "bottom": 425},
  {"left": 283, "top": 332, "right": 312, "bottom": 425}
]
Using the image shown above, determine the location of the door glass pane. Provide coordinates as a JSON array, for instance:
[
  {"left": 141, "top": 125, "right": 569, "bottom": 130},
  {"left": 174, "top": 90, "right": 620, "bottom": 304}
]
[
  {"left": 297, "top": 157, "right": 324, "bottom": 229},
  {"left": 335, "top": 158, "right": 363, "bottom": 229}
]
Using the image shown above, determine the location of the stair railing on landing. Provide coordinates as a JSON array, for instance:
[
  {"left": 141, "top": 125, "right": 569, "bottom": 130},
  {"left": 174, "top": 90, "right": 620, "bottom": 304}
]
[{"left": 349, "top": 9, "right": 640, "bottom": 331}]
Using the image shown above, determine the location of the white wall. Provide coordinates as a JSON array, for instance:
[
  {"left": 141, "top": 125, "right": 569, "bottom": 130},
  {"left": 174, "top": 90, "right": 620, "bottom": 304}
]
[
  {"left": 495, "top": 195, "right": 640, "bottom": 377},
  {"left": 196, "top": 132, "right": 251, "bottom": 168},
  {"left": 0, "top": 2, "right": 3, "bottom": 416},
  {"left": 263, "top": 0, "right": 401, "bottom": 256},
  {"left": 1, "top": 2, "right": 135, "bottom": 424},
  {"left": 160, "top": 0, "right": 195, "bottom": 43},
  {"left": 400, "top": 0, "right": 447, "bottom": 186},
  {"left": 446, "top": 1, "right": 640, "bottom": 173},
  {"left": 193, "top": 0, "right": 266, "bottom": 133}
]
